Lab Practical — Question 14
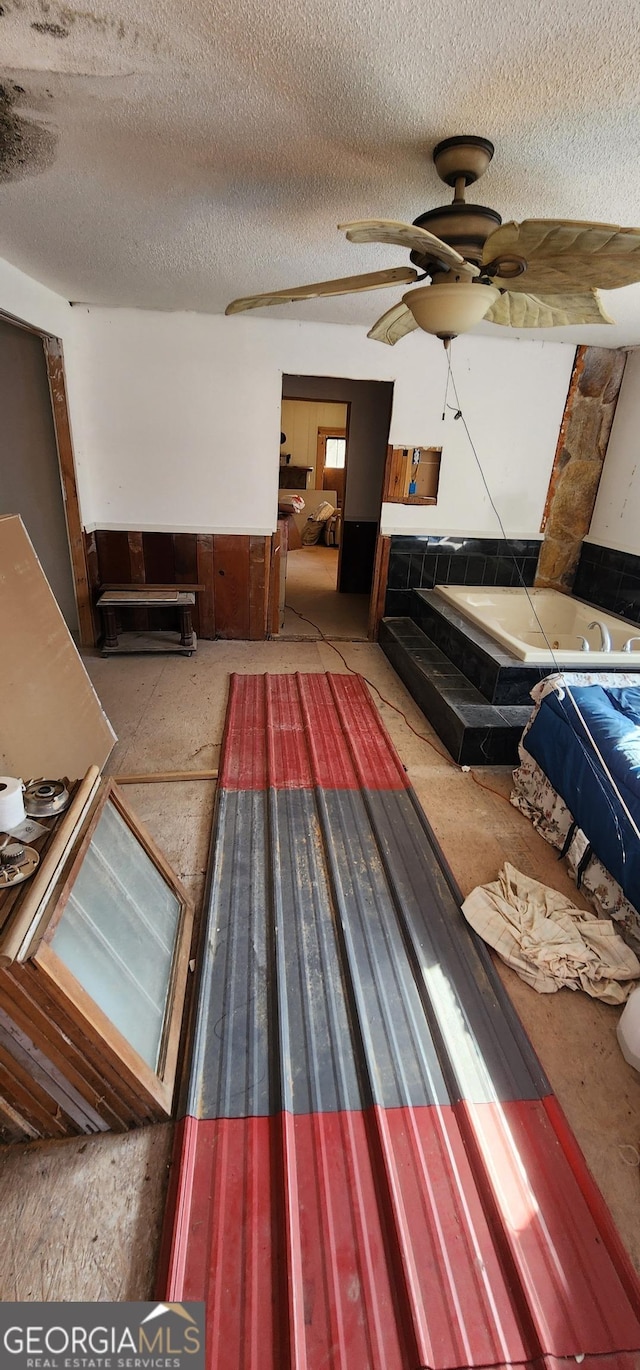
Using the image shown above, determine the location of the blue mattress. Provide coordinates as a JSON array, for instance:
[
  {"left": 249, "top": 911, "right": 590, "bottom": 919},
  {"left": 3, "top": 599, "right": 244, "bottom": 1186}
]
[{"left": 523, "top": 685, "right": 640, "bottom": 911}]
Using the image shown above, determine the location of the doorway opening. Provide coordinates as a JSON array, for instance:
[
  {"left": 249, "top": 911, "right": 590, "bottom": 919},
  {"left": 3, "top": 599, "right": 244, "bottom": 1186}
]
[
  {"left": 278, "top": 376, "right": 394, "bottom": 641},
  {"left": 0, "top": 312, "right": 93, "bottom": 644}
]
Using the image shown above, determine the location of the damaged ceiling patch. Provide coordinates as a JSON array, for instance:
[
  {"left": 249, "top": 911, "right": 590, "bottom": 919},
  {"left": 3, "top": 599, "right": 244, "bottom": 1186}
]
[
  {"left": 31, "top": 21, "right": 70, "bottom": 37},
  {"left": 0, "top": 81, "right": 56, "bottom": 181}
]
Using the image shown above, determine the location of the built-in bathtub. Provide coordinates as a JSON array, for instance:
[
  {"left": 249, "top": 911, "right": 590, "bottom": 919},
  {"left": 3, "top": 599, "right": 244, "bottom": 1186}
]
[{"left": 434, "top": 587, "right": 640, "bottom": 665}]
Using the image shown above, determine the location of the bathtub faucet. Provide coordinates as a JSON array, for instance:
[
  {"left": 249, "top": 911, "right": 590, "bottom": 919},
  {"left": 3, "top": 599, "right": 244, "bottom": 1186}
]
[
  {"left": 623, "top": 636, "right": 640, "bottom": 653},
  {"left": 577, "top": 637, "right": 590, "bottom": 651},
  {"left": 587, "top": 620, "right": 612, "bottom": 652}
]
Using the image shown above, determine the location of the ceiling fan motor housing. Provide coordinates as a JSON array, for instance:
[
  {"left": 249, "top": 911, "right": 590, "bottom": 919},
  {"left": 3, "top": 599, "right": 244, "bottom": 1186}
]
[
  {"left": 411, "top": 203, "right": 503, "bottom": 273},
  {"left": 432, "top": 135, "right": 495, "bottom": 187}
]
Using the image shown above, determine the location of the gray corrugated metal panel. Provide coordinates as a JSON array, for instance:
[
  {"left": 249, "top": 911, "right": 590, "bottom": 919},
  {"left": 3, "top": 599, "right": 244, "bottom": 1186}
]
[
  {"left": 187, "top": 790, "right": 272, "bottom": 1120},
  {"left": 318, "top": 789, "right": 450, "bottom": 1109},
  {"left": 364, "top": 788, "right": 551, "bottom": 1104},
  {"left": 270, "top": 790, "right": 362, "bottom": 1114},
  {"left": 190, "top": 787, "right": 365, "bottom": 1119},
  {"left": 404, "top": 785, "right": 553, "bottom": 1095}
]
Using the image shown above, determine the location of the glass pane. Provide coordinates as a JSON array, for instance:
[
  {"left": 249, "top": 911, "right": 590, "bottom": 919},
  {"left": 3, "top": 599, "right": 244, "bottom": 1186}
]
[
  {"left": 50, "top": 801, "right": 182, "bottom": 1071},
  {"left": 325, "top": 437, "right": 346, "bottom": 468}
]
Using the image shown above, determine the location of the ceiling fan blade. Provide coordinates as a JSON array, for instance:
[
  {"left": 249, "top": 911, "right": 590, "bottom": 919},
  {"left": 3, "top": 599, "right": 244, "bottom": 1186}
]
[
  {"left": 339, "top": 220, "right": 480, "bottom": 279},
  {"left": 484, "top": 289, "right": 615, "bottom": 328},
  {"left": 483, "top": 219, "right": 640, "bottom": 293},
  {"left": 367, "top": 302, "right": 419, "bottom": 345},
  {"left": 225, "top": 266, "right": 419, "bottom": 314}
]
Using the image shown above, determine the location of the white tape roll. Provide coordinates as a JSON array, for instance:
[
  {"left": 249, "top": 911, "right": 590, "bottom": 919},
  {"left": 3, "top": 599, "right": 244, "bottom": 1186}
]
[{"left": 0, "top": 777, "right": 26, "bottom": 831}]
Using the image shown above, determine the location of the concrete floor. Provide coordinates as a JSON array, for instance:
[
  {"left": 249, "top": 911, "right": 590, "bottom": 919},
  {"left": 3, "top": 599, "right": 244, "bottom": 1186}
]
[
  {"left": 282, "top": 545, "right": 369, "bottom": 638},
  {"left": 0, "top": 634, "right": 639, "bottom": 1301}
]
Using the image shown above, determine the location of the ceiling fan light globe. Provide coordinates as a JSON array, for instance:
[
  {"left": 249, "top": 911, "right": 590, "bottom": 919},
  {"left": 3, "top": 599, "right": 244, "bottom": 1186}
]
[{"left": 402, "top": 282, "right": 501, "bottom": 338}]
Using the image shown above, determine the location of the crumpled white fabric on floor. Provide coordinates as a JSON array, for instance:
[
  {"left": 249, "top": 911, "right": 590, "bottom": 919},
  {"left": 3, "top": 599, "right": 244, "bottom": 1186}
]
[{"left": 462, "top": 862, "right": 640, "bottom": 1004}]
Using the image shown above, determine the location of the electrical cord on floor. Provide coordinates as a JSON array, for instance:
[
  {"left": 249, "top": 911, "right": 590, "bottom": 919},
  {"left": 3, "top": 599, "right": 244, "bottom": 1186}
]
[{"left": 284, "top": 601, "right": 515, "bottom": 807}]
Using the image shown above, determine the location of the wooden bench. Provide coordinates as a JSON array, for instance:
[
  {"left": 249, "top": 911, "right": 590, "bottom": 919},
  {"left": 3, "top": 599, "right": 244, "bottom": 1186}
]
[{"left": 96, "top": 583, "right": 204, "bottom": 656}]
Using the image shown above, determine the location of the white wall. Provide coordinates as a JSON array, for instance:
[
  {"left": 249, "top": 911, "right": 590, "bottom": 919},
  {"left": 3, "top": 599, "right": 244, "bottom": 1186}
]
[
  {"left": 64, "top": 307, "right": 575, "bottom": 538},
  {"left": 588, "top": 348, "right": 640, "bottom": 554},
  {"left": 0, "top": 256, "right": 72, "bottom": 339}
]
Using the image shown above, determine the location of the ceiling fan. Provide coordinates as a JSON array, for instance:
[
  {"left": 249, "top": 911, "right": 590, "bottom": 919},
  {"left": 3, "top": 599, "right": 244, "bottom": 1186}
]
[{"left": 226, "top": 136, "right": 640, "bottom": 347}]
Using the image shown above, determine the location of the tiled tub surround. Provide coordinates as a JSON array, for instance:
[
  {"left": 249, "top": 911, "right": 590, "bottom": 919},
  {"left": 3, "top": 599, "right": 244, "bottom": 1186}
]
[
  {"left": 411, "top": 590, "right": 637, "bottom": 706},
  {"left": 385, "top": 535, "right": 542, "bottom": 618},
  {"left": 381, "top": 536, "right": 640, "bottom": 763},
  {"left": 381, "top": 583, "right": 639, "bottom": 763},
  {"left": 379, "top": 617, "right": 532, "bottom": 765},
  {"left": 436, "top": 586, "right": 640, "bottom": 665},
  {"left": 410, "top": 591, "right": 553, "bottom": 707},
  {"left": 574, "top": 542, "right": 640, "bottom": 624}
]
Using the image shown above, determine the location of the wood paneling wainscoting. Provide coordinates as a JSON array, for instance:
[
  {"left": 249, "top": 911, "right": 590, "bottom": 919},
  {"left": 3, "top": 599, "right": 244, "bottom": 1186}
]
[{"left": 85, "top": 530, "right": 276, "bottom": 641}]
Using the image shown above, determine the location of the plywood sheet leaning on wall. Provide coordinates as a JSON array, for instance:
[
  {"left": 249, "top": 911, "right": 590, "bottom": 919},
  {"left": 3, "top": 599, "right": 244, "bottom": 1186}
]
[{"left": 0, "top": 515, "right": 116, "bottom": 779}]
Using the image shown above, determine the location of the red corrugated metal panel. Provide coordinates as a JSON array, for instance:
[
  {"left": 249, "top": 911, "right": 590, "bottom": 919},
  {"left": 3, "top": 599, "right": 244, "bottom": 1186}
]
[
  {"left": 327, "top": 672, "right": 411, "bottom": 790},
  {"left": 163, "top": 1110, "right": 640, "bottom": 1370},
  {"left": 265, "top": 674, "right": 315, "bottom": 789},
  {"left": 219, "top": 673, "right": 411, "bottom": 791},
  {"left": 458, "top": 1098, "right": 640, "bottom": 1355},
  {"left": 542, "top": 1095, "right": 640, "bottom": 1322},
  {"left": 218, "top": 673, "right": 267, "bottom": 791},
  {"left": 156, "top": 1116, "right": 198, "bottom": 1299},
  {"left": 300, "top": 672, "right": 410, "bottom": 791},
  {"left": 162, "top": 1109, "right": 640, "bottom": 1369},
  {"left": 372, "top": 1104, "right": 530, "bottom": 1368},
  {"left": 280, "top": 1110, "right": 408, "bottom": 1369},
  {"left": 164, "top": 1116, "right": 280, "bottom": 1367},
  {"left": 163, "top": 1113, "right": 408, "bottom": 1369}
]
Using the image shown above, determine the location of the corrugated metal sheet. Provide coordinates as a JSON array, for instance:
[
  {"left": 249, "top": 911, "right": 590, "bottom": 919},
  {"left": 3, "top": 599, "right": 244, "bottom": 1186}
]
[
  {"left": 160, "top": 672, "right": 640, "bottom": 1370},
  {"left": 219, "top": 671, "right": 410, "bottom": 791}
]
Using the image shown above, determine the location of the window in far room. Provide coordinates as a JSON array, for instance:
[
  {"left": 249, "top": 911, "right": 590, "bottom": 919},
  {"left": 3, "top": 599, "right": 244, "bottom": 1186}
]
[{"left": 324, "top": 436, "right": 347, "bottom": 468}]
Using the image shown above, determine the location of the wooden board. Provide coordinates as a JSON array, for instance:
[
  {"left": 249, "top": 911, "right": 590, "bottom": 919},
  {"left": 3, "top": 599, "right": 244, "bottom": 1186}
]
[
  {"left": 5, "top": 962, "right": 151, "bottom": 1126},
  {"left": 43, "top": 339, "right": 95, "bottom": 648},
  {"left": 141, "top": 535, "right": 177, "bottom": 631},
  {"left": 95, "top": 530, "right": 132, "bottom": 584},
  {"left": 212, "top": 535, "right": 250, "bottom": 639},
  {"left": 127, "top": 531, "right": 148, "bottom": 632},
  {"left": 98, "top": 591, "right": 192, "bottom": 605},
  {"left": 141, "top": 533, "right": 176, "bottom": 584},
  {"left": 0, "top": 972, "right": 130, "bottom": 1131},
  {"left": 0, "top": 516, "right": 116, "bottom": 780},
  {"left": 249, "top": 536, "right": 269, "bottom": 640},
  {"left": 174, "top": 534, "right": 201, "bottom": 636},
  {"left": 84, "top": 531, "right": 101, "bottom": 642},
  {"left": 0, "top": 1090, "right": 37, "bottom": 1143},
  {"left": 269, "top": 525, "right": 283, "bottom": 636},
  {"left": 368, "top": 532, "right": 391, "bottom": 640},
  {"left": 196, "top": 534, "right": 215, "bottom": 639}
]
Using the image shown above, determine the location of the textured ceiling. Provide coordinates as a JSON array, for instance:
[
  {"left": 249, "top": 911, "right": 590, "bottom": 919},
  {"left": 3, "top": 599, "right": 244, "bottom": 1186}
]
[{"left": 2, "top": 0, "right": 640, "bottom": 344}]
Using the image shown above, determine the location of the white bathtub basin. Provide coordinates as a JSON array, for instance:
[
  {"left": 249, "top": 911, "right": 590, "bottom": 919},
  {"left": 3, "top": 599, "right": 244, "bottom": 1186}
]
[{"left": 434, "top": 586, "right": 640, "bottom": 664}]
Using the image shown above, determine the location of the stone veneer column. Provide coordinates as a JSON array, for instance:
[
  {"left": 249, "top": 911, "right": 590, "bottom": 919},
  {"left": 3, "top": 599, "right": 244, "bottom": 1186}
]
[{"left": 535, "top": 345, "right": 627, "bottom": 592}]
